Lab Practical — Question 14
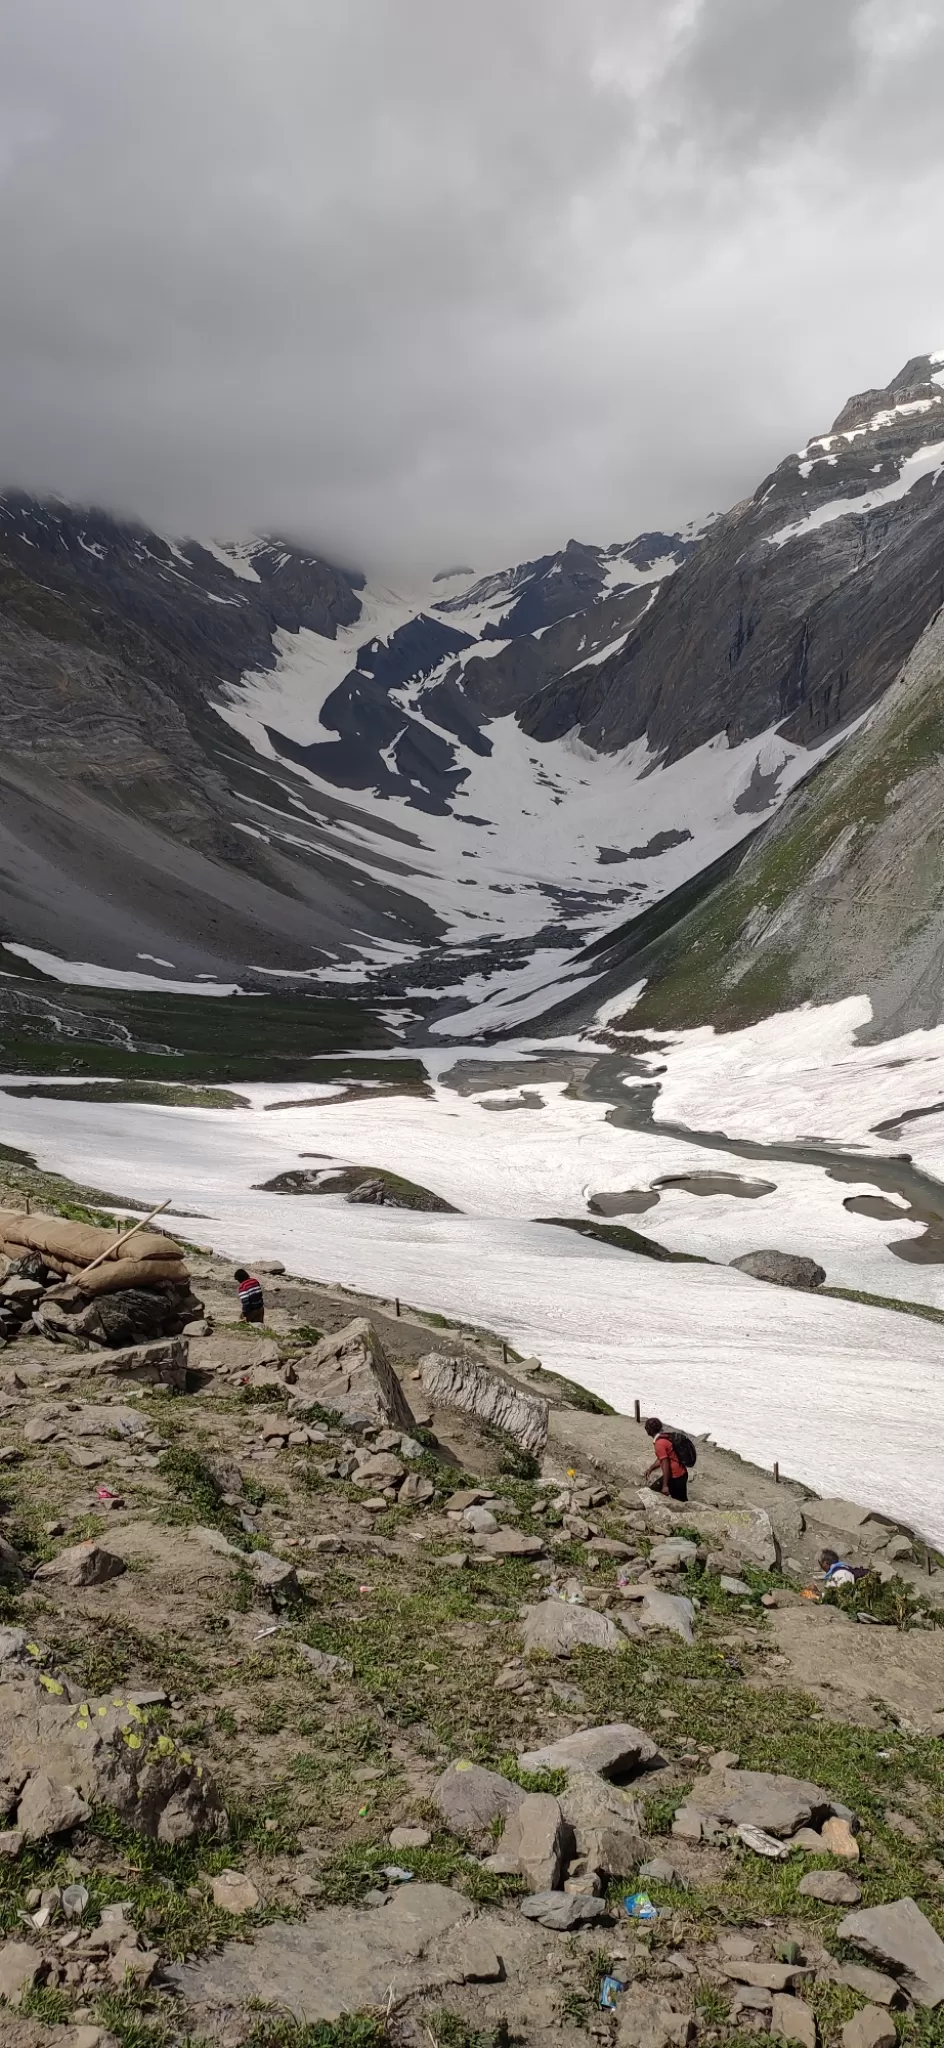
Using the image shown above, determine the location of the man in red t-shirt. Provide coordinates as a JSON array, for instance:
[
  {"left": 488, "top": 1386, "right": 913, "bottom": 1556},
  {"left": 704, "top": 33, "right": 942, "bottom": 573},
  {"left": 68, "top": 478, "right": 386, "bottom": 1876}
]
[
  {"left": 644, "top": 1416, "right": 688, "bottom": 1502},
  {"left": 234, "top": 1268, "right": 265, "bottom": 1325}
]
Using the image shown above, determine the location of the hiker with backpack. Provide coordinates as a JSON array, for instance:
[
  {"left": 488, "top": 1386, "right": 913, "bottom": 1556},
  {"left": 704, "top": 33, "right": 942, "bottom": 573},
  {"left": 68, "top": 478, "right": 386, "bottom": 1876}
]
[{"left": 644, "top": 1416, "right": 696, "bottom": 1502}]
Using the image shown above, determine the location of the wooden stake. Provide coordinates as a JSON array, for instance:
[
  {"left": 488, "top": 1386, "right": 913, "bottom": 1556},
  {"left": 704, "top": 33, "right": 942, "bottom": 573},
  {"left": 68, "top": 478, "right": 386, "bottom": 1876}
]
[
  {"left": 395, "top": 1297, "right": 400, "bottom": 1318},
  {"left": 634, "top": 1399, "right": 641, "bottom": 1422},
  {"left": 773, "top": 1461, "right": 780, "bottom": 1484},
  {"left": 71, "top": 1199, "right": 172, "bottom": 1283},
  {"left": 502, "top": 1342, "right": 508, "bottom": 1363}
]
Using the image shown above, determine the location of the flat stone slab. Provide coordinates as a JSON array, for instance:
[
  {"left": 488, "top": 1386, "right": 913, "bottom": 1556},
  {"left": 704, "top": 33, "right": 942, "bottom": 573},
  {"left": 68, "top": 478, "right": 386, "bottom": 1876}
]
[
  {"left": 521, "top": 1602, "right": 625, "bottom": 1657},
  {"left": 838, "top": 1898, "right": 944, "bottom": 2008},
  {"left": 640, "top": 1591, "right": 695, "bottom": 1642},
  {"left": 420, "top": 1351, "right": 549, "bottom": 1455},
  {"left": 688, "top": 1766, "right": 836, "bottom": 1838},
  {"left": 166, "top": 1884, "right": 476, "bottom": 2021},
  {"left": 433, "top": 1762, "right": 524, "bottom": 1835},
  {"left": 517, "top": 1723, "right": 661, "bottom": 1781}
]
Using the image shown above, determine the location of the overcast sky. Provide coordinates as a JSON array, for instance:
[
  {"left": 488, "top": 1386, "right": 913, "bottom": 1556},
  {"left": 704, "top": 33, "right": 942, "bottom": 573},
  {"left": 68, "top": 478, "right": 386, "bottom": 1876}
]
[{"left": 0, "top": 0, "right": 942, "bottom": 572}]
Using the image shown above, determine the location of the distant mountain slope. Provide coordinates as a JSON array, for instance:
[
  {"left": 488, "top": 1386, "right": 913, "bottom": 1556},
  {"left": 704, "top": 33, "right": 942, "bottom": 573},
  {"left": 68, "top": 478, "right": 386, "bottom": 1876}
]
[
  {"left": 2, "top": 349, "right": 943, "bottom": 1048},
  {"left": 585, "top": 603, "right": 944, "bottom": 1045},
  {"left": 520, "top": 352, "right": 944, "bottom": 761}
]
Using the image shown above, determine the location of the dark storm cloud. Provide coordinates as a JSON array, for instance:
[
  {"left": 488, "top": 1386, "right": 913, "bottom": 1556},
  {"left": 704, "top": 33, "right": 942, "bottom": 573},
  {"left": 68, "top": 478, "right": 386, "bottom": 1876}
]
[{"left": 0, "top": 0, "right": 941, "bottom": 570}]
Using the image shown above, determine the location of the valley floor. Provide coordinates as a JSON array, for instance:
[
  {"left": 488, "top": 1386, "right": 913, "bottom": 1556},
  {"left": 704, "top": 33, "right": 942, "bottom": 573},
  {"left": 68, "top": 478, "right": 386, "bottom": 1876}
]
[{"left": 3, "top": 996, "right": 944, "bottom": 1546}]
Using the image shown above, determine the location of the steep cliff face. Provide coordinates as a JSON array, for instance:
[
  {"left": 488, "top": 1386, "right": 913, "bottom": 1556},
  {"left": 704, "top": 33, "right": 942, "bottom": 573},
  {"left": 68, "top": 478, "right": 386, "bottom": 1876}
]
[
  {"left": 519, "top": 353, "right": 944, "bottom": 763},
  {"left": 573, "top": 606, "right": 944, "bottom": 1045}
]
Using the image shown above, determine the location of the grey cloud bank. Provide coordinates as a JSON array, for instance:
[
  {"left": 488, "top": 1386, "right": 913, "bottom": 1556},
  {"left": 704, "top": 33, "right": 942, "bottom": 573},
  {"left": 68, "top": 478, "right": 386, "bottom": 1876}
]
[{"left": 0, "top": 0, "right": 942, "bottom": 569}]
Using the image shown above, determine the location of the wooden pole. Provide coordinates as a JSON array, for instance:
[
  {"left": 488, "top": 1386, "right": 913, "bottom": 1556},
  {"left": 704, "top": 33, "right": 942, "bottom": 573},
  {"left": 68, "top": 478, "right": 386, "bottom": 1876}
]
[
  {"left": 773, "top": 1461, "right": 780, "bottom": 1484},
  {"left": 634, "top": 1399, "right": 641, "bottom": 1422},
  {"left": 502, "top": 1342, "right": 508, "bottom": 1363},
  {"left": 395, "top": 1297, "right": 400, "bottom": 1318},
  {"left": 71, "top": 1199, "right": 172, "bottom": 1283}
]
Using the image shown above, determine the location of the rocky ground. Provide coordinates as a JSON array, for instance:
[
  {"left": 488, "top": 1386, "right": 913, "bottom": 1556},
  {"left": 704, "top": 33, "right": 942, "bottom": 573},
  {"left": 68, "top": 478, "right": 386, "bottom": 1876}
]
[{"left": 0, "top": 1160, "right": 942, "bottom": 2048}]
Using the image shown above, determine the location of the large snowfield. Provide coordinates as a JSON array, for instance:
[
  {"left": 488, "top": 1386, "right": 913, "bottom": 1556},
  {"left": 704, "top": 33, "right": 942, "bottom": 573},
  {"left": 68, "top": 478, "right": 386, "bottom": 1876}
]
[{"left": 3, "top": 990, "right": 944, "bottom": 1546}]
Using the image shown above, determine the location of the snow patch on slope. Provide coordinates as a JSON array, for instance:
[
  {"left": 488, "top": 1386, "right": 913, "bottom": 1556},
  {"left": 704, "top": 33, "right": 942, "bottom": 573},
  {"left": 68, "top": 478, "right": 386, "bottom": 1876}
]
[{"left": 769, "top": 440, "right": 944, "bottom": 546}]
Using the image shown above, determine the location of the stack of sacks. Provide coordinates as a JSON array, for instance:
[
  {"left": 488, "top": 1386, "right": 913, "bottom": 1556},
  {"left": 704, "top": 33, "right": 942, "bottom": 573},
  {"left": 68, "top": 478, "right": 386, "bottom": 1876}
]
[{"left": 0, "top": 1210, "right": 189, "bottom": 1297}]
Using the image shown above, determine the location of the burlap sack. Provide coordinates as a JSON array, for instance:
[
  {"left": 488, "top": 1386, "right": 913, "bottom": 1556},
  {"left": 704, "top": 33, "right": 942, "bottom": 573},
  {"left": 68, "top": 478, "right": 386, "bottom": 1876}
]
[
  {"left": 74, "top": 1258, "right": 190, "bottom": 1297},
  {"left": 0, "top": 1208, "right": 183, "bottom": 1268}
]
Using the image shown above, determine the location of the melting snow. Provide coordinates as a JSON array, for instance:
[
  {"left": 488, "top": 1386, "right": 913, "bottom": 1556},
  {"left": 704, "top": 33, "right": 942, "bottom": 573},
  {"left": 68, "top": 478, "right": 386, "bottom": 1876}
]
[
  {"left": 0, "top": 1064, "right": 942, "bottom": 1542},
  {"left": 2, "top": 944, "right": 239, "bottom": 996},
  {"left": 201, "top": 539, "right": 262, "bottom": 583},
  {"left": 768, "top": 440, "right": 944, "bottom": 547}
]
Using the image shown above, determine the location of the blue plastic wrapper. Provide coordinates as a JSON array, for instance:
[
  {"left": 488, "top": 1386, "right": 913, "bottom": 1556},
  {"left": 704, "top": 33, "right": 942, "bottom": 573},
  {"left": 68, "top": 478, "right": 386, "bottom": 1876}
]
[
  {"left": 623, "top": 1890, "right": 658, "bottom": 1921},
  {"left": 600, "top": 1976, "right": 626, "bottom": 2009}
]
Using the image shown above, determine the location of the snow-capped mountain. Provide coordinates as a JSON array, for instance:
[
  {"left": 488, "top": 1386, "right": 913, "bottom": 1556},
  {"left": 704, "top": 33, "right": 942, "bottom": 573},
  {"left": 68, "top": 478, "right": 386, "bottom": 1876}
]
[{"left": 2, "top": 348, "right": 943, "bottom": 1048}]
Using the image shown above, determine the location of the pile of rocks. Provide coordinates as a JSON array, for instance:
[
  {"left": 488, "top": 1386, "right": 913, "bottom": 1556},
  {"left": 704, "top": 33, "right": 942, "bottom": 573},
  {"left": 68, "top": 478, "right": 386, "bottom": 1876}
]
[{"left": 432, "top": 1721, "right": 657, "bottom": 1931}]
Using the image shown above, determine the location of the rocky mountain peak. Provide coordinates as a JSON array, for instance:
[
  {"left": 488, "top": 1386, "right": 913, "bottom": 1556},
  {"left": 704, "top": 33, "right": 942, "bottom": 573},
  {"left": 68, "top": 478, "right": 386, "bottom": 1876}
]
[{"left": 830, "top": 351, "right": 944, "bottom": 434}]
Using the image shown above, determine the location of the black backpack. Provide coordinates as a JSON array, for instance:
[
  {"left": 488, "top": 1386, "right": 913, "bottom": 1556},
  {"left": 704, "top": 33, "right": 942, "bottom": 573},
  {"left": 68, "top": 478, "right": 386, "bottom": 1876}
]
[{"left": 669, "top": 1429, "right": 697, "bottom": 1470}]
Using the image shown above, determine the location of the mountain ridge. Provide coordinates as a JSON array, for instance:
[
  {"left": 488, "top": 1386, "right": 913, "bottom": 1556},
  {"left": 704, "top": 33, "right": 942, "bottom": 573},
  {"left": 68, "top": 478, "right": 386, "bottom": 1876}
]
[{"left": 1, "top": 348, "right": 943, "bottom": 1049}]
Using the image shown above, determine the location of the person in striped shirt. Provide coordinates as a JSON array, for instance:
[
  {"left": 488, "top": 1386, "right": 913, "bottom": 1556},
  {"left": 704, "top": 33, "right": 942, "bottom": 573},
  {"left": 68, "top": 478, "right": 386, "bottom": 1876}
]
[{"left": 234, "top": 1268, "right": 265, "bottom": 1325}]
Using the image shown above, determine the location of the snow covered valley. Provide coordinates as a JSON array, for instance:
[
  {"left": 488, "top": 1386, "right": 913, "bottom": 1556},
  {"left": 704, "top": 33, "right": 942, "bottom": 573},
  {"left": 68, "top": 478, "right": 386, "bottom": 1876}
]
[{"left": 4, "top": 993, "right": 944, "bottom": 1545}]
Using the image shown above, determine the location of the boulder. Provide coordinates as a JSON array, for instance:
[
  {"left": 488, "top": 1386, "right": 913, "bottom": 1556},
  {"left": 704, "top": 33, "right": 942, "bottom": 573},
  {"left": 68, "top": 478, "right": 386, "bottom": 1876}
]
[
  {"left": 399, "top": 1473, "right": 434, "bottom": 1507},
  {"left": 558, "top": 1769, "right": 646, "bottom": 1875},
  {"left": 352, "top": 1454, "right": 405, "bottom": 1489},
  {"left": 771, "top": 1994, "right": 817, "bottom": 2048},
  {"left": 74, "top": 1288, "right": 182, "bottom": 1348},
  {"left": 84, "top": 1336, "right": 188, "bottom": 1388},
  {"left": 827, "top": 1965, "right": 905, "bottom": 2007},
  {"left": 687, "top": 1765, "right": 836, "bottom": 1838},
  {"left": 462, "top": 1505, "right": 499, "bottom": 1533},
  {"left": 841, "top": 2010, "right": 897, "bottom": 2048},
  {"left": 419, "top": 1350, "right": 549, "bottom": 1455},
  {"left": 821, "top": 1816, "right": 860, "bottom": 1861},
  {"left": 0, "top": 1939, "right": 43, "bottom": 2006},
  {"left": 519, "top": 1890, "right": 608, "bottom": 1930},
  {"left": 289, "top": 1319, "right": 415, "bottom": 1430},
  {"left": 801, "top": 1499, "right": 900, "bottom": 1552},
  {"left": 0, "top": 1534, "right": 23, "bottom": 1586},
  {"left": 521, "top": 1602, "right": 625, "bottom": 1657},
  {"left": 192, "top": 1332, "right": 281, "bottom": 1374},
  {"left": 499, "top": 1792, "right": 570, "bottom": 1891},
  {"left": 212, "top": 1870, "right": 260, "bottom": 1915},
  {"left": 649, "top": 1539, "right": 699, "bottom": 1568},
  {"left": 0, "top": 1666, "right": 225, "bottom": 1846},
  {"left": 838, "top": 1899, "right": 944, "bottom": 2008},
  {"left": 16, "top": 1769, "right": 90, "bottom": 1840},
  {"left": 477, "top": 1531, "right": 545, "bottom": 1558},
  {"left": 640, "top": 1856, "right": 685, "bottom": 1886},
  {"left": 799, "top": 1869, "right": 861, "bottom": 1905},
  {"left": 722, "top": 1962, "right": 812, "bottom": 1991},
  {"left": 730, "top": 1250, "right": 826, "bottom": 1290},
  {"left": 34, "top": 1541, "right": 126, "bottom": 1589},
  {"left": 517, "top": 1723, "right": 661, "bottom": 1781},
  {"left": 432, "top": 1761, "right": 524, "bottom": 1836},
  {"left": 639, "top": 1591, "right": 695, "bottom": 1643},
  {"left": 248, "top": 1552, "right": 300, "bottom": 1597},
  {"left": 389, "top": 1826, "right": 431, "bottom": 1850}
]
